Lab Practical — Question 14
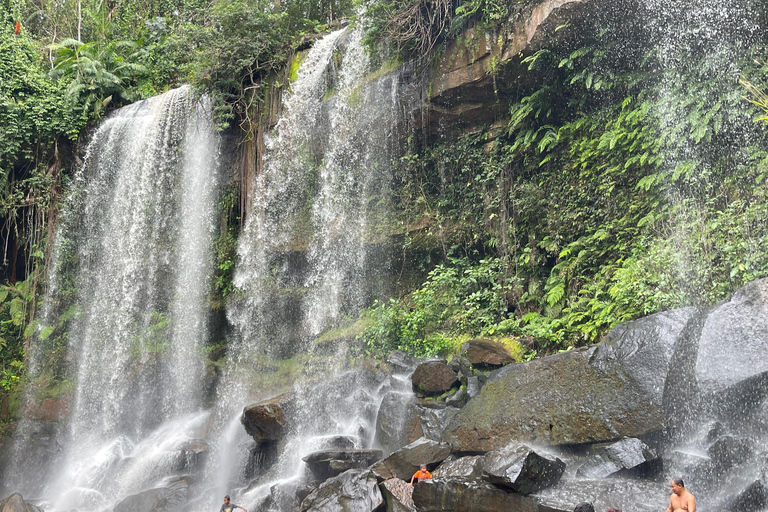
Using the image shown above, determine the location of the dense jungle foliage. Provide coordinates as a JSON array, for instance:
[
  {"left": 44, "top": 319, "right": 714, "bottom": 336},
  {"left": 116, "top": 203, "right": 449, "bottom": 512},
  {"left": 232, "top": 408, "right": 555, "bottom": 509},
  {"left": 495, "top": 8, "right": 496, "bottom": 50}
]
[{"left": 2, "top": 0, "right": 768, "bottom": 433}]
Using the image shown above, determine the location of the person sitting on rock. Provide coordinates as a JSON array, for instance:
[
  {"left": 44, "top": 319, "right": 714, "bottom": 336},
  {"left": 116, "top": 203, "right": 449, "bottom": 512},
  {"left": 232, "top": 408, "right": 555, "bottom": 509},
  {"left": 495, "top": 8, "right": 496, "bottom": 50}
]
[
  {"left": 408, "top": 464, "right": 432, "bottom": 486},
  {"left": 220, "top": 495, "right": 247, "bottom": 512},
  {"left": 573, "top": 503, "right": 595, "bottom": 512}
]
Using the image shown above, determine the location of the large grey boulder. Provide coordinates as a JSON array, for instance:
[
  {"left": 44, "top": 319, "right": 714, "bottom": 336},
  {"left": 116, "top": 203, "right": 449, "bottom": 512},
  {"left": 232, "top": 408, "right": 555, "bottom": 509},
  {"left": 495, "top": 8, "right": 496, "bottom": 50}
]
[
  {"left": 411, "top": 480, "right": 539, "bottom": 512},
  {"left": 433, "top": 455, "right": 484, "bottom": 479},
  {"left": 576, "top": 437, "right": 661, "bottom": 479},
  {"left": 375, "top": 391, "right": 418, "bottom": 456},
  {"left": 241, "top": 393, "right": 293, "bottom": 442},
  {"left": 696, "top": 279, "right": 768, "bottom": 395},
  {"left": 371, "top": 437, "right": 451, "bottom": 481},
  {"left": 379, "top": 479, "right": 415, "bottom": 512},
  {"left": 113, "top": 480, "right": 188, "bottom": 512},
  {"left": 532, "top": 478, "right": 669, "bottom": 512},
  {"left": 300, "top": 469, "right": 383, "bottom": 512},
  {"left": 481, "top": 444, "right": 565, "bottom": 494},
  {"left": 724, "top": 479, "right": 768, "bottom": 512},
  {"left": 443, "top": 309, "right": 696, "bottom": 450},
  {"left": 302, "top": 449, "right": 382, "bottom": 482}
]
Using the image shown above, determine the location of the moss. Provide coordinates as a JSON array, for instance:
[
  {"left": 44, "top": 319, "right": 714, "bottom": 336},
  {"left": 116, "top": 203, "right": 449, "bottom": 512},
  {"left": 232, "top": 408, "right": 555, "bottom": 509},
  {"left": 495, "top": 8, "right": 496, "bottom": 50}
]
[
  {"left": 314, "top": 317, "right": 370, "bottom": 345},
  {"left": 289, "top": 52, "right": 306, "bottom": 83}
]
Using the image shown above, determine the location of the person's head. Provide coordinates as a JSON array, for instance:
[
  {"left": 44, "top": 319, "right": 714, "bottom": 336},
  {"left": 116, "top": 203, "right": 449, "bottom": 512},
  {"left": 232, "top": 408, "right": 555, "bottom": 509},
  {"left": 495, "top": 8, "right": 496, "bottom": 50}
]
[
  {"left": 420, "top": 464, "right": 427, "bottom": 471},
  {"left": 573, "top": 503, "right": 595, "bottom": 512},
  {"left": 605, "top": 508, "right": 622, "bottom": 512},
  {"left": 223, "top": 496, "right": 230, "bottom": 504},
  {"left": 671, "top": 477, "right": 685, "bottom": 495}
]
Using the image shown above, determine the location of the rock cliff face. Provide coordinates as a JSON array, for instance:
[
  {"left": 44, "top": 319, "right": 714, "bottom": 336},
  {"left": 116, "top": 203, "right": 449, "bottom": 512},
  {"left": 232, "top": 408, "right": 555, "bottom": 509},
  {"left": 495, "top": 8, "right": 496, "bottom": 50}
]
[{"left": 425, "top": 0, "right": 642, "bottom": 136}]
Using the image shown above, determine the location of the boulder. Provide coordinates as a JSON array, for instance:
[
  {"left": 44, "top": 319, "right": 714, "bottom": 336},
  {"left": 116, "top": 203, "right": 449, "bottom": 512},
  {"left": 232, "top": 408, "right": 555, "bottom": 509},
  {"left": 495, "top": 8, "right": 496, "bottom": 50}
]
[
  {"left": 113, "top": 480, "right": 188, "bottom": 512},
  {"left": 532, "top": 478, "right": 669, "bottom": 512},
  {"left": 413, "top": 404, "right": 460, "bottom": 442},
  {"left": 725, "top": 480, "right": 768, "bottom": 512},
  {"left": 466, "top": 376, "right": 481, "bottom": 398},
  {"left": 379, "top": 479, "right": 415, "bottom": 512},
  {"left": 241, "top": 393, "right": 293, "bottom": 442},
  {"left": 300, "top": 469, "right": 383, "bottom": 512},
  {"left": 388, "top": 351, "right": 419, "bottom": 374},
  {"left": 302, "top": 449, "right": 383, "bottom": 482},
  {"left": 696, "top": 280, "right": 768, "bottom": 395},
  {"left": 445, "top": 388, "right": 469, "bottom": 408},
  {"left": 371, "top": 437, "right": 451, "bottom": 481},
  {"left": 461, "top": 339, "right": 515, "bottom": 369},
  {"left": 411, "top": 362, "right": 459, "bottom": 396},
  {"left": 707, "top": 436, "right": 751, "bottom": 470},
  {"left": 576, "top": 437, "right": 661, "bottom": 479},
  {"left": 481, "top": 444, "right": 565, "bottom": 495},
  {"left": 411, "top": 480, "right": 539, "bottom": 512},
  {"left": 443, "top": 309, "right": 696, "bottom": 450},
  {"left": 432, "top": 455, "right": 485, "bottom": 479},
  {"left": 0, "top": 494, "right": 44, "bottom": 512},
  {"left": 375, "top": 391, "right": 418, "bottom": 456},
  {"left": 244, "top": 441, "right": 279, "bottom": 480}
]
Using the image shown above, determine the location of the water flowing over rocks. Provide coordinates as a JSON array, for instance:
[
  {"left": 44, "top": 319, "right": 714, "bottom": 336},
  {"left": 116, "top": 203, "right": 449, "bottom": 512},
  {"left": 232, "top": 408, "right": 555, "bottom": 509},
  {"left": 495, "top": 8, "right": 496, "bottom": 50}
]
[
  {"left": 481, "top": 443, "right": 565, "bottom": 494},
  {"left": 113, "top": 480, "right": 188, "bottom": 512},
  {"left": 303, "top": 449, "right": 383, "bottom": 482},
  {"left": 299, "top": 469, "right": 384, "bottom": 512},
  {"left": 575, "top": 437, "right": 661, "bottom": 479}
]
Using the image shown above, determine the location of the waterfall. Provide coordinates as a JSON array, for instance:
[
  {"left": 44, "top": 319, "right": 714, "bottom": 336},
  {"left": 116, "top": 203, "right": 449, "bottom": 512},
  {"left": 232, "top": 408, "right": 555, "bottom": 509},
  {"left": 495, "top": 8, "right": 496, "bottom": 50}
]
[
  {"left": 200, "top": 27, "right": 414, "bottom": 508},
  {"left": 6, "top": 87, "right": 221, "bottom": 510}
]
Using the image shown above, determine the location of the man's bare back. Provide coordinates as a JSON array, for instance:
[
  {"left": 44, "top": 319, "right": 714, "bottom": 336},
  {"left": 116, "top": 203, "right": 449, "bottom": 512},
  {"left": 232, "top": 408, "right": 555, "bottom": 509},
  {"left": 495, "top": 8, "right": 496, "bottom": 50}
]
[{"left": 665, "top": 478, "right": 695, "bottom": 512}]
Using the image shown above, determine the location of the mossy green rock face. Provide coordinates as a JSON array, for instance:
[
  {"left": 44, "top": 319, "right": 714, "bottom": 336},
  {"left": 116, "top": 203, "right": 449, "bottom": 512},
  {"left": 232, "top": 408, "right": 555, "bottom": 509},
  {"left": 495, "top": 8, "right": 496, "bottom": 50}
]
[{"left": 443, "top": 309, "right": 696, "bottom": 449}]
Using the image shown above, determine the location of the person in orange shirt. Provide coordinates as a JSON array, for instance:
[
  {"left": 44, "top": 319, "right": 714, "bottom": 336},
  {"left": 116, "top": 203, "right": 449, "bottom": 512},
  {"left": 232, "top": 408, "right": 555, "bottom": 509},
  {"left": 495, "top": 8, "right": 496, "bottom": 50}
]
[{"left": 409, "top": 464, "right": 432, "bottom": 486}]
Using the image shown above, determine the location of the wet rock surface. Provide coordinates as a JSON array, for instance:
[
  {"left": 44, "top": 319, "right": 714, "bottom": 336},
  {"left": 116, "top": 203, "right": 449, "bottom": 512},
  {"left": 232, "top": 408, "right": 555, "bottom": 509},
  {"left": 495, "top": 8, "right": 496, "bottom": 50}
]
[
  {"left": 380, "top": 478, "right": 415, "bottom": 512},
  {"left": 481, "top": 443, "right": 565, "bottom": 494},
  {"left": 576, "top": 437, "right": 661, "bottom": 479},
  {"left": 302, "top": 449, "right": 383, "bottom": 482},
  {"left": 433, "top": 455, "right": 485, "bottom": 479},
  {"left": 241, "top": 393, "right": 293, "bottom": 442},
  {"left": 443, "top": 309, "right": 695, "bottom": 450},
  {"left": 461, "top": 339, "right": 515, "bottom": 369},
  {"left": 300, "top": 469, "right": 384, "bottom": 512},
  {"left": 113, "top": 480, "right": 188, "bottom": 512},
  {"left": 371, "top": 437, "right": 451, "bottom": 481},
  {"left": 411, "top": 479, "right": 539, "bottom": 512},
  {"left": 411, "top": 362, "right": 459, "bottom": 396},
  {"left": 532, "top": 478, "right": 669, "bottom": 512}
]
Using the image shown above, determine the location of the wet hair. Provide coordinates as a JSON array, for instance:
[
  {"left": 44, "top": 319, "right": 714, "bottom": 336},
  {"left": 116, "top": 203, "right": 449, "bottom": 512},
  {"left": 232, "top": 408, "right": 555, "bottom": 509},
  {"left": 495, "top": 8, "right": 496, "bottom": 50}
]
[
  {"left": 224, "top": 496, "right": 230, "bottom": 501},
  {"left": 672, "top": 477, "right": 685, "bottom": 488},
  {"left": 573, "top": 503, "right": 595, "bottom": 512}
]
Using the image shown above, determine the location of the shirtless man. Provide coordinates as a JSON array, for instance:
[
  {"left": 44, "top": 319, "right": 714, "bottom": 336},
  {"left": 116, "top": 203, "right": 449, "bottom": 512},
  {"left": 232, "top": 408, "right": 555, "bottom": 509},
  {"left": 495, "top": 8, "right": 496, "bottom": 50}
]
[{"left": 665, "top": 477, "right": 695, "bottom": 512}]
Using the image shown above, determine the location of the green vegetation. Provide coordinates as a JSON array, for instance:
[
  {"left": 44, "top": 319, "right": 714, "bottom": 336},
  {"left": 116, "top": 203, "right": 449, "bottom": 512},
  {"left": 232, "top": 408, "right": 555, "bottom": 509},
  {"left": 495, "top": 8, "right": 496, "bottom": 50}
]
[{"left": 359, "top": 31, "right": 768, "bottom": 359}]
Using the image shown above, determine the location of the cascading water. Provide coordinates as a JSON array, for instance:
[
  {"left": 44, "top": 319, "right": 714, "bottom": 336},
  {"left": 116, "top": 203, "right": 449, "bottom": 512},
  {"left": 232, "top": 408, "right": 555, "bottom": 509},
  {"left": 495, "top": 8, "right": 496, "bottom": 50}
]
[
  {"left": 203, "top": 26, "right": 416, "bottom": 510},
  {"left": 4, "top": 87, "right": 221, "bottom": 511}
]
